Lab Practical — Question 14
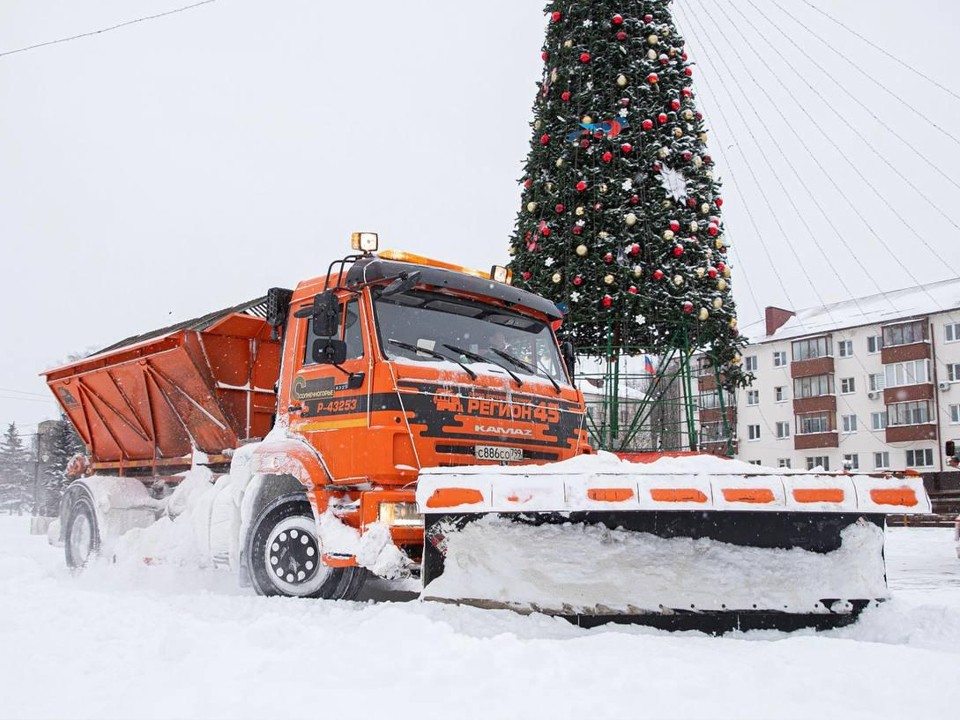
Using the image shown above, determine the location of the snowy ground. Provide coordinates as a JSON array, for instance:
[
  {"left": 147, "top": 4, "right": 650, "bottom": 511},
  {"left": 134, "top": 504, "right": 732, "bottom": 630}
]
[{"left": 0, "top": 517, "right": 958, "bottom": 720}]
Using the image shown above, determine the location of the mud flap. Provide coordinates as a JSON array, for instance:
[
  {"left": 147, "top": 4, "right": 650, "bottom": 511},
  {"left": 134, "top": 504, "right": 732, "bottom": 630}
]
[{"left": 421, "top": 511, "right": 888, "bottom": 633}]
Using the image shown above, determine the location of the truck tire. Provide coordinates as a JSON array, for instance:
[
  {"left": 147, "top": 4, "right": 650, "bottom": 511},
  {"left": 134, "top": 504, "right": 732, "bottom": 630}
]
[
  {"left": 64, "top": 495, "right": 100, "bottom": 569},
  {"left": 247, "top": 498, "right": 366, "bottom": 600}
]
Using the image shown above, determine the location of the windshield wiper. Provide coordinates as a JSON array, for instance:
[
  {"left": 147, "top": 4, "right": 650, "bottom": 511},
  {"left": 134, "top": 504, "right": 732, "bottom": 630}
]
[
  {"left": 490, "top": 348, "right": 562, "bottom": 395},
  {"left": 388, "top": 339, "right": 477, "bottom": 380},
  {"left": 442, "top": 343, "right": 524, "bottom": 389}
]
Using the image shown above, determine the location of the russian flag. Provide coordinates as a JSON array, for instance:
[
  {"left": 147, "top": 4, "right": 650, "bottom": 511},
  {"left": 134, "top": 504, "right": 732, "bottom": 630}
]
[{"left": 644, "top": 355, "right": 655, "bottom": 375}]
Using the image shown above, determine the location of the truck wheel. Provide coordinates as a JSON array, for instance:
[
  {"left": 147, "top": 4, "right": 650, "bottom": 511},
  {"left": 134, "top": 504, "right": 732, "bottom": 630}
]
[
  {"left": 65, "top": 495, "right": 100, "bottom": 568},
  {"left": 248, "top": 499, "right": 365, "bottom": 600}
]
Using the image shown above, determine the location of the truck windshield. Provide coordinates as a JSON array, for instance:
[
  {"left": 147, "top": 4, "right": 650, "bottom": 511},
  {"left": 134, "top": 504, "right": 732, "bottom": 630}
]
[{"left": 374, "top": 290, "right": 569, "bottom": 386}]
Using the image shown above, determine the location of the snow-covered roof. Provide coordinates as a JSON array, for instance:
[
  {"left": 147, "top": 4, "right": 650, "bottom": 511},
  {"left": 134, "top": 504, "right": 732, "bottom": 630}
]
[{"left": 742, "top": 276, "right": 960, "bottom": 344}]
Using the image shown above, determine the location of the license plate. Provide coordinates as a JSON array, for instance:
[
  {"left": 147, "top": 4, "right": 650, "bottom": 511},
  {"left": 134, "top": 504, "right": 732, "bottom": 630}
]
[{"left": 474, "top": 445, "right": 523, "bottom": 462}]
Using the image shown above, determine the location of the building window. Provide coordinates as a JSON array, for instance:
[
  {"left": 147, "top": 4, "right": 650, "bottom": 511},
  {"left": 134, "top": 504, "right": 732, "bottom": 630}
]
[
  {"left": 794, "top": 374, "right": 834, "bottom": 398},
  {"left": 792, "top": 336, "right": 832, "bottom": 362},
  {"left": 874, "top": 451, "right": 890, "bottom": 469},
  {"left": 843, "top": 453, "right": 859, "bottom": 470},
  {"left": 806, "top": 456, "right": 830, "bottom": 471},
  {"left": 748, "top": 460, "right": 762, "bottom": 466},
  {"left": 840, "top": 377, "right": 856, "bottom": 394},
  {"left": 888, "top": 401, "right": 933, "bottom": 426},
  {"left": 867, "top": 335, "right": 883, "bottom": 354},
  {"left": 796, "top": 412, "right": 833, "bottom": 434},
  {"left": 947, "top": 323, "right": 960, "bottom": 343},
  {"left": 777, "top": 458, "right": 792, "bottom": 468},
  {"left": 775, "top": 421, "right": 790, "bottom": 439},
  {"left": 699, "top": 390, "right": 732, "bottom": 410},
  {"left": 774, "top": 386, "right": 786, "bottom": 402},
  {"left": 701, "top": 422, "right": 727, "bottom": 442},
  {"left": 868, "top": 373, "right": 885, "bottom": 392},
  {"left": 947, "top": 363, "right": 960, "bottom": 382},
  {"left": 884, "top": 360, "right": 930, "bottom": 388},
  {"left": 744, "top": 355, "right": 758, "bottom": 372},
  {"left": 905, "top": 448, "right": 934, "bottom": 468},
  {"left": 747, "top": 424, "right": 761, "bottom": 441},
  {"left": 837, "top": 340, "right": 853, "bottom": 357},
  {"left": 746, "top": 389, "right": 759, "bottom": 406},
  {"left": 773, "top": 351, "right": 787, "bottom": 367},
  {"left": 951, "top": 404, "right": 960, "bottom": 423},
  {"left": 871, "top": 412, "right": 888, "bottom": 431},
  {"left": 882, "top": 320, "right": 926, "bottom": 347},
  {"left": 841, "top": 414, "right": 858, "bottom": 433}
]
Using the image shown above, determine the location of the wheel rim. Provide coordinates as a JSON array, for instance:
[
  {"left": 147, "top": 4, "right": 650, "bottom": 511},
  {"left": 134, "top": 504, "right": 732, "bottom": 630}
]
[
  {"left": 263, "top": 516, "right": 331, "bottom": 596},
  {"left": 69, "top": 511, "right": 93, "bottom": 564}
]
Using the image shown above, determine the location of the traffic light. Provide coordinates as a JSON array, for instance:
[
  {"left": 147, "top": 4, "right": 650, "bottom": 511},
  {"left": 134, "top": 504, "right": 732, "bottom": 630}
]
[{"left": 947, "top": 440, "right": 959, "bottom": 468}]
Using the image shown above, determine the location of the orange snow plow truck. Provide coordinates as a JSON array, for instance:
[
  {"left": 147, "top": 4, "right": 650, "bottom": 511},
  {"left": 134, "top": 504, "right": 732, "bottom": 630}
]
[{"left": 44, "top": 234, "right": 930, "bottom": 632}]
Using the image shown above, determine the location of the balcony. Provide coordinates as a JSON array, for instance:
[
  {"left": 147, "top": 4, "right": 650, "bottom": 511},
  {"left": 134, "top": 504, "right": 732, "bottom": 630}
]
[
  {"left": 885, "top": 424, "right": 937, "bottom": 443},
  {"left": 699, "top": 407, "right": 736, "bottom": 424},
  {"left": 791, "top": 356, "right": 834, "bottom": 379},
  {"left": 881, "top": 343, "right": 930, "bottom": 364},
  {"left": 883, "top": 384, "right": 934, "bottom": 404},
  {"left": 793, "top": 395, "right": 837, "bottom": 415},
  {"left": 794, "top": 432, "right": 839, "bottom": 450}
]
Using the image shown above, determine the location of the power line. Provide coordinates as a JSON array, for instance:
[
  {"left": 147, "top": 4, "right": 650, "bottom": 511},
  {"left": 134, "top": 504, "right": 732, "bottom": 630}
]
[
  {"left": 0, "top": 387, "right": 49, "bottom": 398},
  {"left": 799, "top": 0, "right": 960, "bottom": 104},
  {"left": 0, "top": 0, "right": 219, "bottom": 59},
  {"left": 0, "top": 394, "right": 56, "bottom": 404}
]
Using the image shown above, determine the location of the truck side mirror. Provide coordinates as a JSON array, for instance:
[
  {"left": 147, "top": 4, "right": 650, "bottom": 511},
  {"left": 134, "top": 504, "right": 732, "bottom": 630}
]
[
  {"left": 311, "top": 338, "right": 347, "bottom": 366},
  {"left": 294, "top": 291, "right": 341, "bottom": 337},
  {"left": 561, "top": 340, "right": 576, "bottom": 380}
]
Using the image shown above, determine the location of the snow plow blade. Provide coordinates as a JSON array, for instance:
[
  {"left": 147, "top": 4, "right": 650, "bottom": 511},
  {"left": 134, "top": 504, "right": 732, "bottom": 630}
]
[{"left": 416, "top": 459, "right": 931, "bottom": 633}]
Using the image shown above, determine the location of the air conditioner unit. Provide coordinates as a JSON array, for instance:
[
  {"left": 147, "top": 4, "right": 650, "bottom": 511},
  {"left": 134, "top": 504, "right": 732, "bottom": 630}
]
[
  {"left": 938, "top": 381, "right": 951, "bottom": 392},
  {"left": 867, "top": 391, "right": 879, "bottom": 399}
]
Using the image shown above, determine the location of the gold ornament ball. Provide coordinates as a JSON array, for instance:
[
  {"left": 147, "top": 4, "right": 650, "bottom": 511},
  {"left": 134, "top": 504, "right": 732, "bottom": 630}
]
[
  {"left": 695, "top": 267, "right": 705, "bottom": 278},
  {"left": 701, "top": 203, "right": 711, "bottom": 214},
  {"left": 551, "top": 69, "right": 558, "bottom": 82},
  {"left": 527, "top": 202, "right": 538, "bottom": 213},
  {"left": 646, "top": 49, "right": 657, "bottom": 60},
  {"left": 662, "top": 199, "right": 673, "bottom": 208},
  {"left": 663, "top": 229, "right": 675, "bottom": 241},
  {"left": 600, "top": 183, "right": 608, "bottom": 194},
  {"left": 552, "top": 272, "right": 562, "bottom": 284},
  {"left": 717, "top": 278, "right": 727, "bottom": 291},
  {"left": 693, "top": 156, "right": 703, "bottom": 168},
  {"left": 690, "top": 221, "right": 699, "bottom": 232},
  {"left": 730, "top": 318, "right": 738, "bottom": 329},
  {"left": 699, "top": 132, "right": 709, "bottom": 143},
  {"left": 556, "top": 158, "right": 564, "bottom": 168},
  {"left": 534, "top": 119, "right": 542, "bottom": 130},
  {"left": 648, "top": 34, "right": 659, "bottom": 45},
  {"left": 598, "top": 230, "right": 610, "bottom": 238},
  {"left": 575, "top": 206, "right": 585, "bottom": 216},
  {"left": 582, "top": 115, "right": 593, "bottom": 125},
  {"left": 673, "top": 275, "right": 684, "bottom": 286},
  {"left": 633, "top": 265, "right": 643, "bottom": 277},
  {"left": 658, "top": 147, "right": 670, "bottom": 158},
  {"left": 673, "top": 128, "right": 683, "bottom": 138},
  {"left": 546, "top": 182, "right": 555, "bottom": 192},
  {"left": 724, "top": 267, "right": 732, "bottom": 277},
  {"left": 712, "top": 297, "right": 723, "bottom": 309},
  {"left": 625, "top": 212, "right": 638, "bottom": 226},
  {"left": 604, "top": 274, "right": 615, "bottom": 285},
  {"left": 617, "top": 73, "right": 629, "bottom": 87},
  {"left": 715, "top": 239, "right": 725, "bottom": 250},
  {"left": 683, "top": 109, "right": 694, "bottom": 120},
  {"left": 564, "top": 39, "right": 573, "bottom": 48},
  {"left": 576, "top": 244, "right": 588, "bottom": 256},
  {"left": 698, "top": 308, "right": 709, "bottom": 321}
]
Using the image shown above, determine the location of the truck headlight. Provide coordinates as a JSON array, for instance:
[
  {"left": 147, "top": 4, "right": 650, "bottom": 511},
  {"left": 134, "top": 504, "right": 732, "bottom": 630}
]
[
  {"left": 351, "top": 231, "right": 379, "bottom": 252},
  {"left": 378, "top": 501, "right": 423, "bottom": 527}
]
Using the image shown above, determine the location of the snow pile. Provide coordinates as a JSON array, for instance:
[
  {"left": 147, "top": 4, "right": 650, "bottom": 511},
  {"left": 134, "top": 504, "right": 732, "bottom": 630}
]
[{"left": 424, "top": 516, "right": 888, "bottom": 613}]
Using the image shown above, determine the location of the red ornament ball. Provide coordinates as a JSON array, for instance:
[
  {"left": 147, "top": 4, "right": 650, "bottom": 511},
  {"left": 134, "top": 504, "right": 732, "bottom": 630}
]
[
  {"left": 551, "top": 11, "right": 562, "bottom": 22},
  {"left": 523, "top": 178, "right": 531, "bottom": 189},
  {"left": 555, "top": 203, "right": 565, "bottom": 214},
  {"left": 716, "top": 261, "right": 726, "bottom": 271},
  {"left": 682, "top": 87, "right": 692, "bottom": 97},
  {"left": 616, "top": 31, "right": 627, "bottom": 41},
  {"left": 620, "top": 97, "right": 630, "bottom": 107},
  {"left": 669, "top": 220, "right": 680, "bottom": 231},
  {"left": 602, "top": 295, "right": 613, "bottom": 309},
  {"left": 708, "top": 267, "right": 717, "bottom": 278},
  {"left": 652, "top": 161, "right": 661, "bottom": 171},
  {"left": 716, "top": 197, "right": 724, "bottom": 207},
  {"left": 659, "top": 54, "right": 669, "bottom": 65},
  {"left": 541, "top": 225, "right": 551, "bottom": 236},
  {"left": 561, "top": 91, "right": 571, "bottom": 102},
  {"left": 670, "top": 98, "right": 681, "bottom": 111},
  {"left": 630, "top": 195, "right": 639, "bottom": 204},
  {"left": 695, "top": 111, "right": 703, "bottom": 121},
  {"left": 683, "top": 301, "right": 694, "bottom": 313},
  {"left": 573, "top": 275, "right": 583, "bottom": 286},
  {"left": 602, "top": 151, "right": 613, "bottom": 163},
  {"left": 672, "top": 245, "right": 684, "bottom": 257},
  {"left": 708, "top": 223, "right": 719, "bottom": 236},
  {"left": 522, "top": 271, "right": 532, "bottom": 280},
  {"left": 682, "top": 150, "right": 693, "bottom": 161},
  {"left": 687, "top": 198, "right": 697, "bottom": 208},
  {"left": 653, "top": 269, "right": 665, "bottom": 281},
  {"left": 542, "top": 51, "right": 548, "bottom": 61},
  {"left": 641, "top": 119, "right": 654, "bottom": 131},
  {"left": 647, "top": 72, "right": 659, "bottom": 84},
  {"left": 684, "top": 67, "right": 693, "bottom": 77},
  {"left": 621, "top": 142, "right": 633, "bottom": 154},
  {"left": 580, "top": 52, "right": 591, "bottom": 63},
  {"left": 629, "top": 243, "right": 640, "bottom": 256},
  {"left": 572, "top": 225, "right": 583, "bottom": 236},
  {"left": 593, "top": 202, "right": 603, "bottom": 211},
  {"left": 540, "top": 133, "right": 550, "bottom": 145},
  {"left": 576, "top": 180, "right": 587, "bottom": 192},
  {"left": 579, "top": 138, "right": 590, "bottom": 149},
  {"left": 628, "top": 285, "right": 638, "bottom": 294},
  {"left": 682, "top": 51, "right": 689, "bottom": 60},
  {"left": 643, "top": 13, "right": 653, "bottom": 22},
  {"left": 604, "top": 252, "right": 614, "bottom": 264},
  {"left": 612, "top": 14, "right": 623, "bottom": 25},
  {"left": 703, "top": 155, "right": 713, "bottom": 164},
  {"left": 657, "top": 112, "right": 668, "bottom": 124}
]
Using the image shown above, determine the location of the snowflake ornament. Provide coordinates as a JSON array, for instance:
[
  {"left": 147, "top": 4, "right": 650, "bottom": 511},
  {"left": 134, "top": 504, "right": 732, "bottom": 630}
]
[
  {"left": 545, "top": 257, "right": 555, "bottom": 267},
  {"left": 571, "top": 291, "right": 581, "bottom": 302},
  {"left": 621, "top": 179, "right": 633, "bottom": 191},
  {"left": 658, "top": 165, "right": 688, "bottom": 201}
]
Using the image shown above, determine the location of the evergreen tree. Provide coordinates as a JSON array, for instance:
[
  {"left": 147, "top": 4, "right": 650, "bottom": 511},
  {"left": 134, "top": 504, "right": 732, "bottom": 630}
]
[
  {"left": 508, "top": 1, "right": 748, "bottom": 388},
  {"left": 0, "top": 422, "right": 32, "bottom": 515},
  {"left": 42, "top": 417, "right": 84, "bottom": 517}
]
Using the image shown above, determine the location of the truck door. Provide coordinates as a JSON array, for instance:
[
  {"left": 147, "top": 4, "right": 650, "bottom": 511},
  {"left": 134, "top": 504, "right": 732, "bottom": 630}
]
[{"left": 289, "top": 295, "right": 370, "bottom": 481}]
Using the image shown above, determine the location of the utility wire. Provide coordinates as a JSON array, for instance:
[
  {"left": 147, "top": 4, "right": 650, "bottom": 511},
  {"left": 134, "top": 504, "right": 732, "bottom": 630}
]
[
  {"left": 799, "top": 0, "right": 960, "bottom": 104},
  {"left": 769, "top": 0, "right": 960, "bottom": 150},
  {"left": 0, "top": 0, "right": 219, "bottom": 59},
  {"left": 0, "top": 387, "right": 50, "bottom": 398}
]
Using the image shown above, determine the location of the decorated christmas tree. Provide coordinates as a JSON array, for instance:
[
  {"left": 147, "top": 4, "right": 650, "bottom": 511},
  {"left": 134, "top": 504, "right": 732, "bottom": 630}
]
[{"left": 508, "top": 1, "right": 749, "bottom": 394}]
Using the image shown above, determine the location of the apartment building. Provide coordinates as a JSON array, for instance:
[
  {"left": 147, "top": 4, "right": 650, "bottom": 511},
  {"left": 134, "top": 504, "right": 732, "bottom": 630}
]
[{"left": 732, "top": 278, "right": 960, "bottom": 473}]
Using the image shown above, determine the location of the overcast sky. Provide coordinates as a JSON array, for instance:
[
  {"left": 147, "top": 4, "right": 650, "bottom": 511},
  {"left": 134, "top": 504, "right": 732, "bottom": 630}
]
[{"left": 2, "top": 0, "right": 959, "bottom": 435}]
